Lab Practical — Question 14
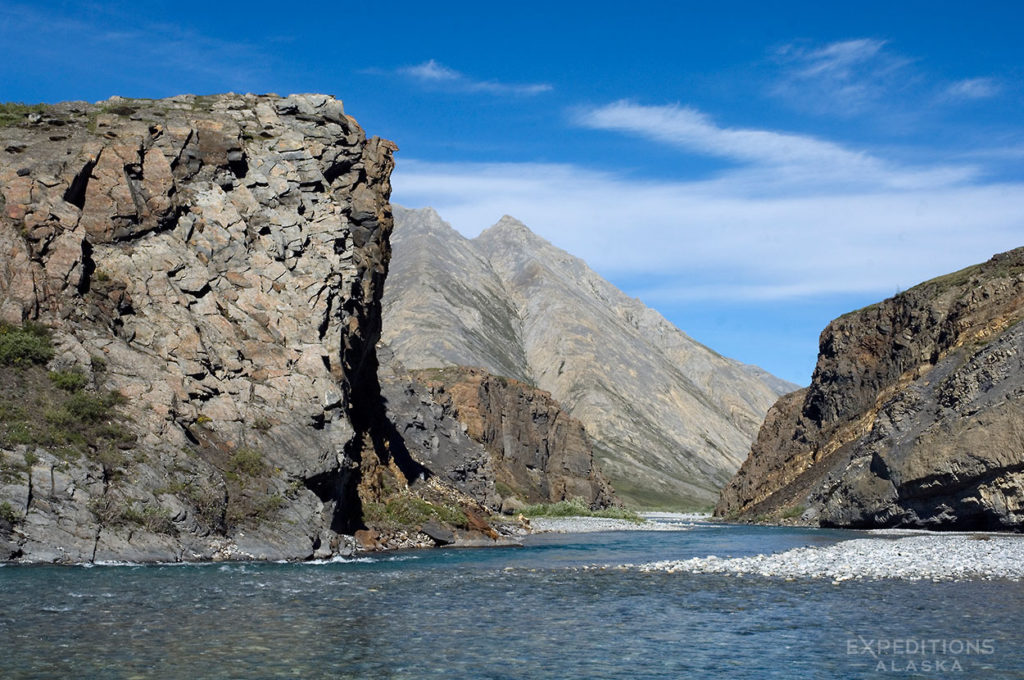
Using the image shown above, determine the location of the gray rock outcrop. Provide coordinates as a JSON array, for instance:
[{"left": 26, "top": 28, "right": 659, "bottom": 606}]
[
  {"left": 382, "top": 206, "right": 796, "bottom": 508},
  {"left": 717, "top": 248, "right": 1024, "bottom": 530},
  {"left": 0, "top": 94, "right": 418, "bottom": 562}
]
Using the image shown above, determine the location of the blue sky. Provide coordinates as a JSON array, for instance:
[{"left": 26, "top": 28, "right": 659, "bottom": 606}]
[{"left": 3, "top": 1, "right": 1023, "bottom": 384}]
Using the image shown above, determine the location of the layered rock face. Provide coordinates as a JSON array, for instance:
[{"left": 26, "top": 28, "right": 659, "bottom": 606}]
[
  {"left": 410, "top": 366, "right": 616, "bottom": 510},
  {"left": 382, "top": 206, "right": 795, "bottom": 508},
  {"left": 0, "top": 94, "right": 414, "bottom": 561},
  {"left": 717, "top": 248, "right": 1024, "bottom": 530},
  {"left": 377, "top": 351, "right": 615, "bottom": 513}
]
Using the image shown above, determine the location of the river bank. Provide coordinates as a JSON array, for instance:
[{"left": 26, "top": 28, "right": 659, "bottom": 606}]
[{"left": 528, "top": 512, "right": 705, "bottom": 534}]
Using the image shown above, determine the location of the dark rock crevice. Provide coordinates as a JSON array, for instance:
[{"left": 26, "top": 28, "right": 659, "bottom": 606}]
[{"left": 63, "top": 154, "right": 99, "bottom": 209}]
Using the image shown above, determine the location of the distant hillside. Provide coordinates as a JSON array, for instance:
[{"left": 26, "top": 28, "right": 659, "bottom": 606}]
[{"left": 382, "top": 206, "right": 796, "bottom": 508}]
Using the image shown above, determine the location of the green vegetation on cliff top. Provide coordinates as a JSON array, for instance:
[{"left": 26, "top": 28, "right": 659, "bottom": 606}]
[
  {"left": 362, "top": 493, "right": 468, "bottom": 530},
  {"left": 839, "top": 247, "right": 1024, "bottom": 321},
  {"left": 0, "top": 102, "right": 48, "bottom": 127}
]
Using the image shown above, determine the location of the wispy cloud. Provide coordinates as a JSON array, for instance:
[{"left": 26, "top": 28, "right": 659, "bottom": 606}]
[
  {"left": 771, "top": 38, "right": 1006, "bottom": 117},
  {"left": 402, "top": 60, "right": 462, "bottom": 82},
  {"left": 391, "top": 156, "right": 1023, "bottom": 304},
  {"left": 771, "top": 38, "right": 914, "bottom": 115},
  {"left": 574, "top": 100, "right": 976, "bottom": 191},
  {"left": 396, "top": 59, "right": 552, "bottom": 96},
  {"left": 944, "top": 77, "right": 1001, "bottom": 100},
  {"left": 784, "top": 38, "right": 890, "bottom": 79}
]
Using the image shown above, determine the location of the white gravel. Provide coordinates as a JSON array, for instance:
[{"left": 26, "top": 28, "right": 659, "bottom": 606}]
[
  {"left": 632, "top": 534, "right": 1024, "bottom": 582},
  {"left": 529, "top": 512, "right": 702, "bottom": 534}
]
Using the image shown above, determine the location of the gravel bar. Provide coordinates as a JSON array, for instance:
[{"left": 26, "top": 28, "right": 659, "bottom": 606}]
[
  {"left": 529, "top": 513, "right": 701, "bottom": 534},
  {"left": 630, "top": 534, "right": 1024, "bottom": 581}
]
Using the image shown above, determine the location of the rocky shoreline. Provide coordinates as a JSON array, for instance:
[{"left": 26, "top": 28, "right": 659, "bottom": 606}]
[{"left": 628, "top": 532, "right": 1024, "bottom": 582}]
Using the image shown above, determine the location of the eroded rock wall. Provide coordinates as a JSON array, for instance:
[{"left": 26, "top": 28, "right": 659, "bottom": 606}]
[
  {"left": 0, "top": 94, "right": 404, "bottom": 561},
  {"left": 717, "top": 248, "right": 1024, "bottom": 530},
  {"left": 408, "top": 366, "right": 617, "bottom": 511}
]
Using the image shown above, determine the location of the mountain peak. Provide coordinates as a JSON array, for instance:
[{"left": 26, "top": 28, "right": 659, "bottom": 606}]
[
  {"left": 479, "top": 214, "right": 534, "bottom": 237},
  {"left": 385, "top": 206, "right": 794, "bottom": 508},
  {"left": 493, "top": 214, "right": 530, "bottom": 231},
  {"left": 390, "top": 205, "right": 465, "bottom": 243},
  {"left": 475, "top": 214, "right": 556, "bottom": 255}
]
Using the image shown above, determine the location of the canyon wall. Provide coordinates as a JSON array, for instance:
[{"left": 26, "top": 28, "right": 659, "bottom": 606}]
[{"left": 717, "top": 248, "right": 1024, "bottom": 530}]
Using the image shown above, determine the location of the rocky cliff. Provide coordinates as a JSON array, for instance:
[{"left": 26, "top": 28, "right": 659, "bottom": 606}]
[
  {"left": 409, "top": 366, "right": 616, "bottom": 510},
  {"left": 382, "top": 206, "right": 796, "bottom": 508},
  {"left": 0, "top": 94, "right": 499, "bottom": 563},
  {"left": 717, "top": 248, "right": 1024, "bottom": 530}
]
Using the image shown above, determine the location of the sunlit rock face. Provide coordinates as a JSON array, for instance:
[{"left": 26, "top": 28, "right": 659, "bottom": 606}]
[
  {"left": 718, "top": 248, "right": 1024, "bottom": 530},
  {"left": 0, "top": 93, "right": 405, "bottom": 561}
]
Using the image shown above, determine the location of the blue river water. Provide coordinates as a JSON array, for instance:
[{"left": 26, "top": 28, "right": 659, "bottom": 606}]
[{"left": 2, "top": 521, "right": 1023, "bottom": 679}]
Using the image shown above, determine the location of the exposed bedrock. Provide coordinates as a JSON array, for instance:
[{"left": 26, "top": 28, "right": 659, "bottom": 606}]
[
  {"left": 717, "top": 248, "right": 1024, "bottom": 530},
  {"left": 0, "top": 93, "right": 412, "bottom": 562}
]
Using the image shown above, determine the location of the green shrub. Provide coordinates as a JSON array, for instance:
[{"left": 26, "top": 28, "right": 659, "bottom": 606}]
[
  {"left": 363, "top": 494, "right": 467, "bottom": 529},
  {"left": 92, "top": 447, "right": 128, "bottom": 475},
  {"left": 227, "top": 492, "right": 285, "bottom": 526},
  {"left": 494, "top": 481, "right": 518, "bottom": 499},
  {"left": 88, "top": 496, "right": 176, "bottom": 534},
  {"left": 159, "top": 481, "right": 224, "bottom": 531},
  {"left": 780, "top": 505, "right": 806, "bottom": 520},
  {"left": 0, "top": 323, "right": 53, "bottom": 366},
  {"left": 65, "top": 390, "right": 124, "bottom": 422},
  {"left": 228, "top": 447, "right": 265, "bottom": 477},
  {"left": 0, "top": 102, "right": 47, "bottom": 127},
  {"left": 0, "top": 456, "right": 26, "bottom": 483},
  {"left": 49, "top": 369, "right": 89, "bottom": 392},
  {"left": 0, "top": 501, "right": 20, "bottom": 524},
  {"left": 521, "top": 497, "right": 590, "bottom": 517},
  {"left": 6, "top": 388, "right": 132, "bottom": 461}
]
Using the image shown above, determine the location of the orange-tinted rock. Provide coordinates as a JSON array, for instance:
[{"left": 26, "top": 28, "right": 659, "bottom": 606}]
[{"left": 412, "top": 366, "right": 617, "bottom": 510}]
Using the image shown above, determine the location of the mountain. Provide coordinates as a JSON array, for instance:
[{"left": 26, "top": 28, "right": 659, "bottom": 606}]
[
  {"left": 382, "top": 206, "right": 796, "bottom": 508},
  {"left": 717, "top": 248, "right": 1024, "bottom": 529}
]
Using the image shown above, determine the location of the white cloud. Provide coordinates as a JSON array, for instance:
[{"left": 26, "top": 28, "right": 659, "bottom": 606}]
[
  {"left": 771, "top": 38, "right": 913, "bottom": 115},
  {"left": 945, "top": 77, "right": 1001, "bottom": 100},
  {"left": 397, "top": 59, "right": 552, "bottom": 96},
  {"left": 391, "top": 158, "right": 1024, "bottom": 303},
  {"left": 574, "top": 101, "right": 977, "bottom": 191},
  {"left": 786, "top": 38, "right": 888, "bottom": 79},
  {"left": 402, "top": 59, "right": 462, "bottom": 82}
]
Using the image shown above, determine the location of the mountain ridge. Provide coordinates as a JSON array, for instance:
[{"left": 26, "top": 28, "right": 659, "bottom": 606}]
[{"left": 383, "top": 205, "right": 797, "bottom": 508}]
